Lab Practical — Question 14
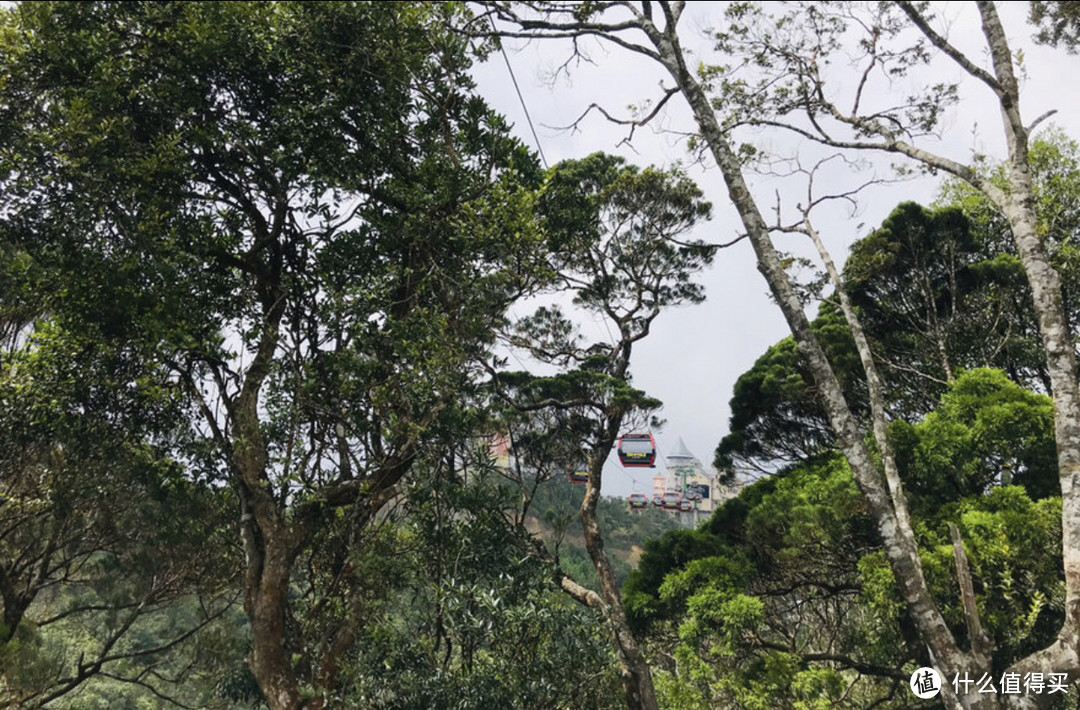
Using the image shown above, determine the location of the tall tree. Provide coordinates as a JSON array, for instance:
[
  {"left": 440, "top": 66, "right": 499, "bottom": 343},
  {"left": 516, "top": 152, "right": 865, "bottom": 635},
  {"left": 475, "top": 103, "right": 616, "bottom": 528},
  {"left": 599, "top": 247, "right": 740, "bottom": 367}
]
[
  {"left": 722, "top": 151, "right": 1080, "bottom": 479},
  {"left": 492, "top": 153, "right": 715, "bottom": 710},
  {"left": 0, "top": 3, "right": 547, "bottom": 708},
  {"left": 634, "top": 372, "right": 1064, "bottom": 710}
]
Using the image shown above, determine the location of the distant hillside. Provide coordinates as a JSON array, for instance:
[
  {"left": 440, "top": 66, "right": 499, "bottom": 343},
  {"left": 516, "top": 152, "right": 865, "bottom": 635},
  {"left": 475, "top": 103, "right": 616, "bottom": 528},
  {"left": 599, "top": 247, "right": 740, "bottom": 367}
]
[{"left": 526, "top": 477, "right": 682, "bottom": 590}]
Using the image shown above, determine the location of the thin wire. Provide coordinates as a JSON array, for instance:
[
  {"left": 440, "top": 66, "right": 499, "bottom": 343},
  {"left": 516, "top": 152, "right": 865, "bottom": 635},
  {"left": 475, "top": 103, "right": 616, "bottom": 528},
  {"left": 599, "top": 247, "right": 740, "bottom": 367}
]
[{"left": 489, "top": 19, "right": 549, "bottom": 169}]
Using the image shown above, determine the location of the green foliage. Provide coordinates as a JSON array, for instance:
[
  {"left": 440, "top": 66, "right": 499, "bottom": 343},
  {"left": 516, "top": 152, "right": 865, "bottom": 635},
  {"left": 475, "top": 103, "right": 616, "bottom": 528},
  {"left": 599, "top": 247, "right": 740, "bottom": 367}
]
[
  {"left": 1030, "top": 0, "right": 1080, "bottom": 51},
  {"left": 624, "top": 529, "right": 743, "bottom": 628},
  {"left": 919, "top": 488, "right": 1063, "bottom": 664},
  {"left": 0, "top": 1, "right": 552, "bottom": 705},
  {"left": 687, "top": 136, "right": 1080, "bottom": 706},
  {"left": 649, "top": 370, "right": 1066, "bottom": 709},
  {"left": 516, "top": 475, "right": 681, "bottom": 596},
  {"left": 329, "top": 473, "right": 624, "bottom": 710},
  {"left": 935, "top": 129, "right": 1080, "bottom": 387},
  {"left": 0, "top": 303, "right": 241, "bottom": 706},
  {"left": 844, "top": 203, "right": 975, "bottom": 403},
  {"left": 720, "top": 140, "right": 1080, "bottom": 475},
  {"left": 541, "top": 153, "right": 715, "bottom": 313},
  {"left": 714, "top": 303, "right": 861, "bottom": 471},
  {"left": 494, "top": 151, "right": 716, "bottom": 708},
  {"left": 890, "top": 368, "right": 1058, "bottom": 510}
]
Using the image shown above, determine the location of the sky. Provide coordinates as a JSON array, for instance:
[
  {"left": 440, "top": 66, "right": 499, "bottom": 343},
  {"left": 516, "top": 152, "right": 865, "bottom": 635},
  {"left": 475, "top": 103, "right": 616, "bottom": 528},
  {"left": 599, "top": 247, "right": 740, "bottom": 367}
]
[{"left": 469, "top": 2, "right": 1080, "bottom": 497}]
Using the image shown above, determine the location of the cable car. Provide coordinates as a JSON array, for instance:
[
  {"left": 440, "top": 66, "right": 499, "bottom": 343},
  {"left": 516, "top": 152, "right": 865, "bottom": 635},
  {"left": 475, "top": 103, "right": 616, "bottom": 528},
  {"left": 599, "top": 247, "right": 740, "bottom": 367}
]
[
  {"left": 679, "top": 499, "right": 693, "bottom": 513},
  {"left": 617, "top": 433, "right": 656, "bottom": 468},
  {"left": 661, "top": 490, "right": 681, "bottom": 510},
  {"left": 568, "top": 466, "right": 589, "bottom": 484},
  {"left": 628, "top": 493, "right": 649, "bottom": 510}
]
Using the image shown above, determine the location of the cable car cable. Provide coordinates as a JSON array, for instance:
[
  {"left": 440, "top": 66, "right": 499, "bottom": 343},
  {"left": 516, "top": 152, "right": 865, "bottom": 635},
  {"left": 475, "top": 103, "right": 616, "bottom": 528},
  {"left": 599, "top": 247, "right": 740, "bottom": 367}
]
[{"left": 488, "top": 18, "right": 549, "bottom": 169}]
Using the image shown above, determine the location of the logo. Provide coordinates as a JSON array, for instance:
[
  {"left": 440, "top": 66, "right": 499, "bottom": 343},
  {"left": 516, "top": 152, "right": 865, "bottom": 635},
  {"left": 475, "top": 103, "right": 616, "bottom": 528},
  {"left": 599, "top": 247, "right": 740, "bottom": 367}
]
[{"left": 911, "top": 667, "right": 942, "bottom": 699}]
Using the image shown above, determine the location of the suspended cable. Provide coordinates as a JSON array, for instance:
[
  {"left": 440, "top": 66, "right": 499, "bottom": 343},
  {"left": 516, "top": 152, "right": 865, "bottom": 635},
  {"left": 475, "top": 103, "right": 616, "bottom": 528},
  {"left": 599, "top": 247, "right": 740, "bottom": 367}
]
[{"left": 489, "top": 19, "right": 549, "bottom": 169}]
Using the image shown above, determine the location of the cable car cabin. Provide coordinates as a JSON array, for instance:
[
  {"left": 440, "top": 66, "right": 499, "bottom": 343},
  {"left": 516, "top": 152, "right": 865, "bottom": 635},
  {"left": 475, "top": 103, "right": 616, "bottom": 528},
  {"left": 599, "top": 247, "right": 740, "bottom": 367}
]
[
  {"left": 617, "top": 433, "right": 656, "bottom": 468},
  {"left": 628, "top": 493, "right": 649, "bottom": 510},
  {"left": 678, "top": 499, "right": 693, "bottom": 513},
  {"left": 568, "top": 468, "right": 589, "bottom": 484},
  {"left": 661, "top": 491, "right": 681, "bottom": 510}
]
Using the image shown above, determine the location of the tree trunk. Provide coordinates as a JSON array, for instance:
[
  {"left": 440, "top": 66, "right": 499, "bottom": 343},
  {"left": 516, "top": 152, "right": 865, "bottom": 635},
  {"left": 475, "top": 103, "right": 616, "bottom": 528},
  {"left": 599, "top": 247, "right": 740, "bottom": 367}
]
[
  {"left": 245, "top": 533, "right": 303, "bottom": 710},
  {"left": 803, "top": 220, "right": 913, "bottom": 529},
  {"left": 486, "top": 0, "right": 1080, "bottom": 702},
  {"left": 581, "top": 445, "right": 660, "bottom": 710},
  {"left": 641, "top": 14, "right": 981, "bottom": 699},
  {"left": 231, "top": 289, "right": 307, "bottom": 710},
  {"left": 975, "top": 0, "right": 1080, "bottom": 676}
]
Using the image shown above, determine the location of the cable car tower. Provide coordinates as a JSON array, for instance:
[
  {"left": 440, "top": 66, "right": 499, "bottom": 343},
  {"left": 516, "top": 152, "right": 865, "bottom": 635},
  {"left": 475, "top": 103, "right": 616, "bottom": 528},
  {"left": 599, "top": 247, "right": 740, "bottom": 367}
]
[{"left": 664, "top": 437, "right": 712, "bottom": 526}]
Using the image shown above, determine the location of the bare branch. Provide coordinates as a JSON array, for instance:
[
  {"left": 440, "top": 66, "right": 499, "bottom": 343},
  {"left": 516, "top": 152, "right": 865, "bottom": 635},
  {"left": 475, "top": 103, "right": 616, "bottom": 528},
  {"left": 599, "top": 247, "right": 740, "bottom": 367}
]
[
  {"left": 949, "top": 523, "right": 993, "bottom": 662},
  {"left": 1028, "top": 109, "right": 1059, "bottom": 133},
  {"left": 544, "top": 85, "right": 680, "bottom": 147},
  {"left": 894, "top": 1, "right": 1003, "bottom": 95},
  {"left": 667, "top": 233, "right": 747, "bottom": 250}
]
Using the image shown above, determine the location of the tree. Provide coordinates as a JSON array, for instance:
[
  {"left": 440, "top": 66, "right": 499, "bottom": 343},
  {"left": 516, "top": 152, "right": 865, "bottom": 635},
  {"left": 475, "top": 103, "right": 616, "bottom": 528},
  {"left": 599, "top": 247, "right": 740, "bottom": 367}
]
[
  {"left": 0, "top": 3, "right": 548, "bottom": 708},
  {"left": 491, "top": 152, "right": 715, "bottom": 710},
  {"left": 846, "top": 204, "right": 978, "bottom": 387},
  {"left": 935, "top": 130, "right": 1080, "bottom": 391},
  {"left": 714, "top": 303, "right": 860, "bottom": 473},
  {"left": 485, "top": 3, "right": 1080, "bottom": 707},
  {"left": 0, "top": 252, "right": 239, "bottom": 706},
  {"left": 656, "top": 160, "right": 1078, "bottom": 706},
  {"left": 723, "top": 140, "right": 1080, "bottom": 478},
  {"left": 698, "top": 6, "right": 1080, "bottom": 692},
  {"left": 311, "top": 460, "right": 625, "bottom": 710},
  {"left": 1030, "top": 1, "right": 1080, "bottom": 51}
]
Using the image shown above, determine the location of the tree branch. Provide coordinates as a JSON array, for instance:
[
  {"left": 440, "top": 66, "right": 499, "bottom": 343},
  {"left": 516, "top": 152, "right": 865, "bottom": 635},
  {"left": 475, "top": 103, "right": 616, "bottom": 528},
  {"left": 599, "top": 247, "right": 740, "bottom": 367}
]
[
  {"left": 949, "top": 523, "right": 993, "bottom": 662},
  {"left": 894, "top": 1, "right": 1003, "bottom": 95}
]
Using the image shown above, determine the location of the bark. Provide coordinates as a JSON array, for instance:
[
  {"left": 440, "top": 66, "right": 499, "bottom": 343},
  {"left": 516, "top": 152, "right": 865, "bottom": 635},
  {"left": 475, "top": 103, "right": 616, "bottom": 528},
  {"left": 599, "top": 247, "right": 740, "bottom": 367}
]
[
  {"left": 975, "top": 2, "right": 1080, "bottom": 667},
  {"left": 949, "top": 524, "right": 992, "bottom": 663},
  {"left": 0, "top": 586, "right": 30, "bottom": 648},
  {"left": 232, "top": 289, "right": 307, "bottom": 710},
  {"left": 647, "top": 1, "right": 1080, "bottom": 701},
  {"left": 244, "top": 530, "right": 303, "bottom": 710},
  {"left": 887, "top": 1, "right": 1080, "bottom": 683},
  {"left": 799, "top": 231, "right": 996, "bottom": 704},
  {"left": 803, "top": 220, "right": 913, "bottom": 532}
]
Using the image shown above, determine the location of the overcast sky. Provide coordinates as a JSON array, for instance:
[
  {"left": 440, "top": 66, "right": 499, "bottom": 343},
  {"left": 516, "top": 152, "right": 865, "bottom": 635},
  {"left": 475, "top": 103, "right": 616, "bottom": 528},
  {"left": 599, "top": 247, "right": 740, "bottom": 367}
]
[{"left": 469, "top": 2, "right": 1080, "bottom": 497}]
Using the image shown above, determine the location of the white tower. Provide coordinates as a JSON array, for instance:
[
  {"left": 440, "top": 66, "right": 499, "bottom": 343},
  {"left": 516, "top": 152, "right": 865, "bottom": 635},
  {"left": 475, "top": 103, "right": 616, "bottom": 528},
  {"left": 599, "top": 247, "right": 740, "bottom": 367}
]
[{"left": 663, "top": 437, "right": 717, "bottom": 525}]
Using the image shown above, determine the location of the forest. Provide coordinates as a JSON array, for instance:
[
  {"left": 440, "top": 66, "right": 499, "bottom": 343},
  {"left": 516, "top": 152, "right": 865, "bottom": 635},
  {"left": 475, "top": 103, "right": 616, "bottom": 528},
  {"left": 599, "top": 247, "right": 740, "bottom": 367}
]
[{"left": 2, "top": 2, "right": 1080, "bottom": 709}]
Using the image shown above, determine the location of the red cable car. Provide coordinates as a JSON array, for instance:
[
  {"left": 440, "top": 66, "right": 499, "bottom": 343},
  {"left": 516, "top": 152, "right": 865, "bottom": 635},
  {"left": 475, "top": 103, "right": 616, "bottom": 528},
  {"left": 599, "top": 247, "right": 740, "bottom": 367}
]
[
  {"left": 617, "top": 433, "right": 656, "bottom": 468},
  {"left": 568, "top": 466, "right": 589, "bottom": 484},
  {"left": 661, "top": 490, "right": 682, "bottom": 511},
  {"left": 628, "top": 493, "right": 649, "bottom": 510}
]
